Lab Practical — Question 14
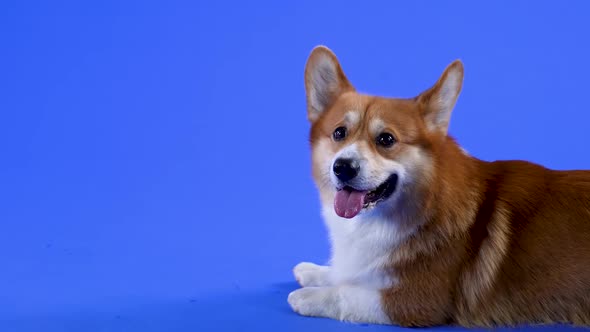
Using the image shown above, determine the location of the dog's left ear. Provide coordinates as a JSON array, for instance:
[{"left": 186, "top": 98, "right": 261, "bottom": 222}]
[
  {"left": 304, "top": 46, "right": 354, "bottom": 123},
  {"left": 417, "top": 60, "right": 464, "bottom": 135}
]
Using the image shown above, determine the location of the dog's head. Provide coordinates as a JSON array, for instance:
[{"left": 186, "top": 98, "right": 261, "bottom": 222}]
[{"left": 305, "top": 46, "right": 464, "bottom": 219}]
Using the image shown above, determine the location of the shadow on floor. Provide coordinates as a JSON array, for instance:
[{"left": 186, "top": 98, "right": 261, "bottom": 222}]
[{"left": 2, "top": 282, "right": 587, "bottom": 332}]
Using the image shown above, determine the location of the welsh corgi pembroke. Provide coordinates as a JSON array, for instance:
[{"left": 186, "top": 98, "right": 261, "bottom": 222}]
[{"left": 288, "top": 46, "right": 590, "bottom": 327}]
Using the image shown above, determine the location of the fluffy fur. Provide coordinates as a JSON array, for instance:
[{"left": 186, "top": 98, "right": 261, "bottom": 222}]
[{"left": 288, "top": 46, "right": 590, "bottom": 327}]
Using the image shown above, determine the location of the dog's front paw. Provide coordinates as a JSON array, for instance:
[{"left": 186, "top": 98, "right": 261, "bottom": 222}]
[
  {"left": 293, "top": 262, "right": 331, "bottom": 287},
  {"left": 288, "top": 287, "right": 336, "bottom": 318}
]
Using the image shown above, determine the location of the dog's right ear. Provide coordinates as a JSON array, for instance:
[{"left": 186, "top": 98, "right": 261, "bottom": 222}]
[
  {"left": 304, "top": 46, "right": 354, "bottom": 123},
  {"left": 417, "top": 60, "right": 464, "bottom": 135}
]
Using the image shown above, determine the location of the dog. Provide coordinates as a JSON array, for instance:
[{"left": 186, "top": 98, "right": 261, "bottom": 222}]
[{"left": 287, "top": 46, "right": 590, "bottom": 327}]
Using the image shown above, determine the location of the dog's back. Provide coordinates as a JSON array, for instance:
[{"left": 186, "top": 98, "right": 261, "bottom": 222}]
[{"left": 457, "top": 160, "right": 590, "bottom": 326}]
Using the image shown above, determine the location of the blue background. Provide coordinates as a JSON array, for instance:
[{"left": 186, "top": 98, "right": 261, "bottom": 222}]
[{"left": 2, "top": 1, "right": 590, "bottom": 331}]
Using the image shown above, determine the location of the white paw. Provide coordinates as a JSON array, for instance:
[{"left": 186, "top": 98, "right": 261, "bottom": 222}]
[
  {"left": 293, "top": 262, "right": 331, "bottom": 287},
  {"left": 288, "top": 285, "right": 391, "bottom": 324},
  {"left": 288, "top": 287, "right": 335, "bottom": 318}
]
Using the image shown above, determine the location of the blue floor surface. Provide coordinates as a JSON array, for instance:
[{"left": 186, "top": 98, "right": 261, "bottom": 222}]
[{"left": 2, "top": 1, "right": 590, "bottom": 331}]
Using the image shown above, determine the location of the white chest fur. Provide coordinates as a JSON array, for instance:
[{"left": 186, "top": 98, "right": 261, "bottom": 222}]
[{"left": 322, "top": 206, "right": 406, "bottom": 289}]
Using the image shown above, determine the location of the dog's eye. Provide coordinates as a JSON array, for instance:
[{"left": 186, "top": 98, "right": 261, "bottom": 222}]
[
  {"left": 333, "top": 126, "right": 347, "bottom": 141},
  {"left": 376, "top": 133, "right": 396, "bottom": 148}
]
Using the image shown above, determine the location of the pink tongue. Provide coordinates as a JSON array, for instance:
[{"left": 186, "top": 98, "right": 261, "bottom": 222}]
[{"left": 334, "top": 189, "right": 367, "bottom": 219}]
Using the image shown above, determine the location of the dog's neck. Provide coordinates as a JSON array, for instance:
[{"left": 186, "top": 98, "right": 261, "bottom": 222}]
[{"left": 401, "top": 136, "right": 483, "bottom": 236}]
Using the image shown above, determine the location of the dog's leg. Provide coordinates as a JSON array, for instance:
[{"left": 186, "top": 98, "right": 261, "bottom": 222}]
[
  {"left": 287, "top": 285, "right": 390, "bottom": 324},
  {"left": 293, "top": 262, "right": 331, "bottom": 287}
]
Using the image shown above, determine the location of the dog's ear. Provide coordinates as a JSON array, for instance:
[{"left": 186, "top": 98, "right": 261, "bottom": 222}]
[
  {"left": 304, "top": 46, "right": 354, "bottom": 123},
  {"left": 417, "top": 60, "right": 464, "bottom": 135}
]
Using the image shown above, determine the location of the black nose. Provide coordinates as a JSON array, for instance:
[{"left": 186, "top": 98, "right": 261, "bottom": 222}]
[{"left": 333, "top": 158, "right": 360, "bottom": 182}]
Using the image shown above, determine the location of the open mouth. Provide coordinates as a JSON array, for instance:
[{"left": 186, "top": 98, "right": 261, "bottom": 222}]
[{"left": 334, "top": 174, "right": 398, "bottom": 219}]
